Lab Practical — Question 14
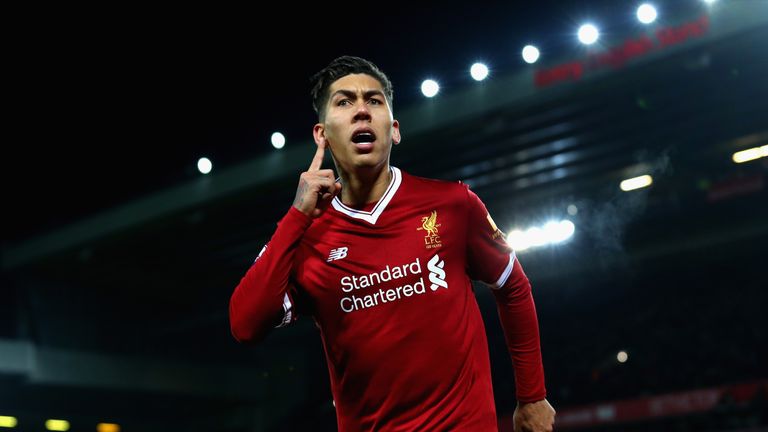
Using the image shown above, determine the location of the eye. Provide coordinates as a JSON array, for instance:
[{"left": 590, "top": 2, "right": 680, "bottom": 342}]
[
  {"left": 368, "top": 98, "right": 383, "bottom": 105},
  {"left": 337, "top": 99, "right": 351, "bottom": 106}
]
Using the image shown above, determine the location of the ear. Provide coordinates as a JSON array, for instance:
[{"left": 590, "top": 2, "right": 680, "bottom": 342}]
[
  {"left": 313, "top": 123, "right": 326, "bottom": 146},
  {"left": 392, "top": 119, "right": 401, "bottom": 145}
]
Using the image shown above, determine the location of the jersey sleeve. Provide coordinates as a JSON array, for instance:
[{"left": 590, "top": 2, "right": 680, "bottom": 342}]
[
  {"left": 464, "top": 185, "right": 516, "bottom": 286},
  {"left": 464, "top": 185, "right": 547, "bottom": 403},
  {"left": 229, "top": 206, "right": 311, "bottom": 343}
]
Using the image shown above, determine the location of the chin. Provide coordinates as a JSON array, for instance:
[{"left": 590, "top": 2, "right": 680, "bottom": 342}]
[{"left": 348, "top": 154, "right": 388, "bottom": 170}]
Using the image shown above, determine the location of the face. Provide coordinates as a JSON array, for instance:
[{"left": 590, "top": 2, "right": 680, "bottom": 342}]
[{"left": 313, "top": 73, "right": 400, "bottom": 174}]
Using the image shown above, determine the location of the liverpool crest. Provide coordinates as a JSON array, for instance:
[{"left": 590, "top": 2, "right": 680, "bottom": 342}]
[{"left": 417, "top": 210, "right": 443, "bottom": 249}]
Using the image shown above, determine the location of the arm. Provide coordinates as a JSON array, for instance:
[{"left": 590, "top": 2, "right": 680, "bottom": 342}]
[
  {"left": 228, "top": 207, "right": 312, "bottom": 343},
  {"left": 463, "top": 186, "right": 554, "bottom": 430},
  {"left": 491, "top": 258, "right": 546, "bottom": 402},
  {"left": 492, "top": 260, "right": 555, "bottom": 430},
  {"left": 229, "top": 142, "right": 341, "bottom": 343}
]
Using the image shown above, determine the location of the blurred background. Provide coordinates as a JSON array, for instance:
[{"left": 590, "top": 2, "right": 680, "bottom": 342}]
[{"left": 2, "top": 1, "right": 767, "bottom": 431}]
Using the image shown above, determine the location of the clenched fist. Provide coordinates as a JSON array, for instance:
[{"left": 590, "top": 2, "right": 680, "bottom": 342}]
[{"left": 514, "top": 399, "right": 555, "bottom": 432}]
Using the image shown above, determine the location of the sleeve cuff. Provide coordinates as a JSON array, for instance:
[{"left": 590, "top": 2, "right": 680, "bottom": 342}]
[{"left": 283, "top": 206, "right": 313, "bottom": 229}]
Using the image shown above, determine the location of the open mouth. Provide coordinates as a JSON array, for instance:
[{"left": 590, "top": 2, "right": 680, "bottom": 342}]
[{"left": 351, "top": 130, "right": 377, "bottom": 144}]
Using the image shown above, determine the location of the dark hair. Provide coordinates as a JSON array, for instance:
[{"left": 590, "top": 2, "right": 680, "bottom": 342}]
[{"left": 310, "top": 56, "right": 394, "bottom": 121}]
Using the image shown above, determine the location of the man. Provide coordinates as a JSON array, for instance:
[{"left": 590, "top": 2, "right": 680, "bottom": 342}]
[{"left": 229, "top": 56, "right": 555, "bottom": 432}]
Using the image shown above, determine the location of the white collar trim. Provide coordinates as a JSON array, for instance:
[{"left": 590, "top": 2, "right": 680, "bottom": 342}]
[{"left": 331, "top": 166, "right": 401, "bottom": 225}]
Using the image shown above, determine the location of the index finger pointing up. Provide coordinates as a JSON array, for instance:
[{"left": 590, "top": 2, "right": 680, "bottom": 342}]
[{"left": 309, "top": 142, "right": 325, "bottom": 171}]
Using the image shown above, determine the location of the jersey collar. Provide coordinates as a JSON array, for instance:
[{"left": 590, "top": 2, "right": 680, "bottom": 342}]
[{"left": 331, "top": 166, "right": 402, "bottom": 225}]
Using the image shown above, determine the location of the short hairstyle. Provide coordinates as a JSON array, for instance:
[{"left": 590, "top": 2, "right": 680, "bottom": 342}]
[{"left": 310, "top": 55, "right": 394, "bottom": 121}]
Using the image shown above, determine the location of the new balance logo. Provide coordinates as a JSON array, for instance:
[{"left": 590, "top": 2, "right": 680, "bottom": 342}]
[
  {"left": 327, "top": 247, "right": 349, "bottom": 262},
  {"left": 428, "top": 254, "right": 448, "bottom": 291}
]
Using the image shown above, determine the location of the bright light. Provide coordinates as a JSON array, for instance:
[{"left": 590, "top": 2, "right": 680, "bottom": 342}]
[
  {"left": 45, "top": 419, "right": 70, "bottom": 431},
  {"left": 97, "top": 423, "right": 121, "bottom": 432},
  {"left": 0, "top": 416, "right": 17, "bottom": 428},
  {"left": 617, "top": 351, "right": 629, "bottom": 363},
  {"left": 508, "top": 219, "right": 575, "bottom": 252},
  {"left": 526, "top": 227, "right": 549, "bottom": 247},
  {"left": 578, "top": 24, "right": 600, "bottom": 45},
  {"left": 197, "top": 157, "right": 212, "bottom": 175},
  {"left": 703, "top": 0, "right": 716, "bottom": 3},
  {"left": 522, "top": 45, "right": 540, "bottom": 64},
  {"left": 506, "top": 230, "right": 531, "bottom": 251},
  {"left": 567, "top": 204, "right": 578, "bottom": 216},
  {"left": 421, "top": 79, "right": 440, "bottom": 98},
  {"left": 271, "top": 132, "right": 286, "bottom": 149},
  {"left": 541, "top": 220, "right": 575, "bottom": 243},
  {"left": 732, "top": 145, "right": 768, "bottom": 163},
  {"left": 470, "top": 63, "right": 489, "bottom": 81},
  {"left": 543, "top": 221, "right": 561, "bottom": 243},
  {"left": 549, "top": 220, "right": 575, "bottom": 243},
  {"left": 637, "top": 4, "right": 658, "bottom": 24},
  {"left": 620, "top": 174, "right": 653, "bottom": 191}
]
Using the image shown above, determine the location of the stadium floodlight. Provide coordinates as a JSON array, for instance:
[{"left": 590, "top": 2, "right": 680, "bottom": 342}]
[
  {"left": 197, "top": 157, "right": 212, "bottom": 175},
  {"left": 506, "top": 219, "right": 576, "bottom": 252},
  {"left": 271, "top": 132, "right": 286, "bottom": 149},
  {"left": 543, "top": 220, "right": 575, "bottom": 244},
  {"left": 522, "top": 45, "right": 540, "bottom": 64},
  {"left": 620, "top": 174, "right": 653, "bottom": 191},
  {"left": 637, "top": 4, "right": 658, "bottom": 24},
  {"left": 578, "top": 23, "right": 600, "bottom": 45},
  {"left": 732, "top": 145, "right": 768, "bottom": 163},
  {"left": 507, "top": 230, "right": 531, "bottom": 251},
  {"left": 525, "top": 227, "right": 548, "bottom": 247},
  {"left": 421, "top": 79, "right": 440, "bottom": 98},
  {"left": 470, "top": 63, "right": 489, "bottom": 81}
]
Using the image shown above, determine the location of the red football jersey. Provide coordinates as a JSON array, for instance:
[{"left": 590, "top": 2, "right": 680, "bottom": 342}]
[{"left": 230, "top": 167, "right": 546, "bottom": 431}]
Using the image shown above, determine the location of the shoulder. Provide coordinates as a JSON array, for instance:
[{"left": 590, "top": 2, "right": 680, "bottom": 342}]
[{"left": 398, "top": 168, "right": 470, "bottom": 199}]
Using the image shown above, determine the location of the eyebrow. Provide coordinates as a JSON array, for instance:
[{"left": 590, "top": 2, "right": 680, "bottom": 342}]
[{"left": 330, "top": 89, "right": 385, "bottom": 100}]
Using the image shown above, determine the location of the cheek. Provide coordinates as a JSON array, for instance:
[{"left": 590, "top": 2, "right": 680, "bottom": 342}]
[{"left": 324, "top": 119, "right": 345, "bottom": 141}]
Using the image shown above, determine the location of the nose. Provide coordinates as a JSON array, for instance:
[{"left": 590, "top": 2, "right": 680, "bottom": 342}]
[{"left": 353, "top": 102, "right": 371, "bottom": 122}]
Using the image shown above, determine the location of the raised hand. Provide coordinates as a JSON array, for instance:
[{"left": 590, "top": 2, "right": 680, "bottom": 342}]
[{"left": 293, "top": 142, "right": 342, "bottom": 218}]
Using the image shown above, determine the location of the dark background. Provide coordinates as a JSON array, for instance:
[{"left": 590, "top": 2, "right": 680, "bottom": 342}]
[{"left": 2, "top": 1, "right": 767, "bottom": 431}]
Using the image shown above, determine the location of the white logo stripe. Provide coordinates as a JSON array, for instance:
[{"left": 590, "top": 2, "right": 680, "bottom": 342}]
[
  {"left": 327, "top": 246, "right": 349, "bottom": 262},
  {"left": 491, "top": 252, "right": 517, "bottom": 289},
  {"left": 428, "top": 254, "right": 448, "bottom": 291}
]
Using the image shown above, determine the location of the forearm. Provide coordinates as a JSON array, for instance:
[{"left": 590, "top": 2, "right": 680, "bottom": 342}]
[
  {"left": 492, "top": 259, "right": 547, "bottom": 402},
  {"left": 229, "top": 206, "right": 311, "bottom": 343}
]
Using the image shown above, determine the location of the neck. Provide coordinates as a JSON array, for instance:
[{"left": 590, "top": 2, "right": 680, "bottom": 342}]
[{"left": 338, "top": 163, "right": 392, "bottom": 207}]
